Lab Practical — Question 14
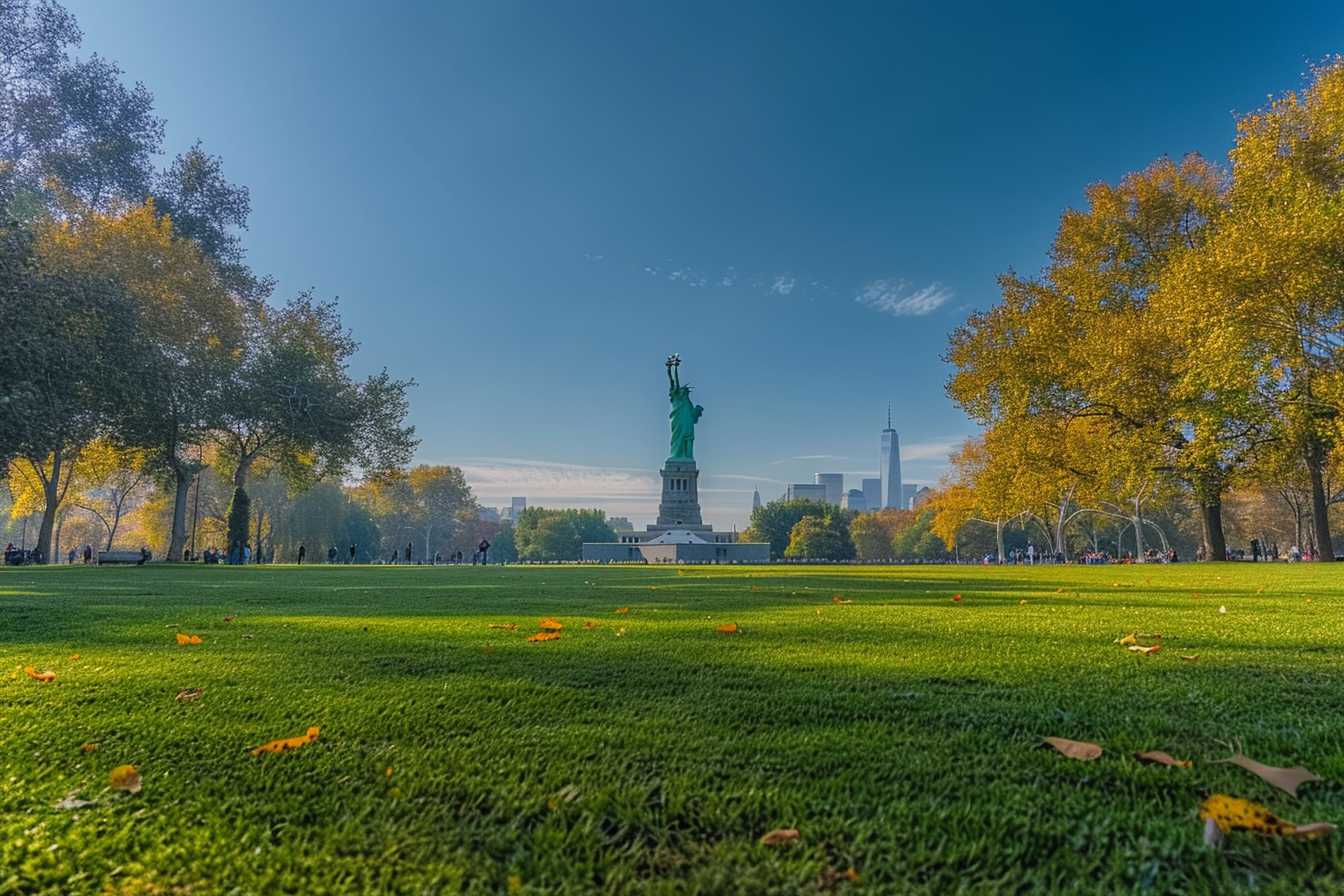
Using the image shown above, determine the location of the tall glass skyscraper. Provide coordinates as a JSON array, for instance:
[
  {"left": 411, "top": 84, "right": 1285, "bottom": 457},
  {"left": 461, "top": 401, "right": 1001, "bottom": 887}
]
[{"left": 880, "top": 407, "right": 902, "bottom": 509}]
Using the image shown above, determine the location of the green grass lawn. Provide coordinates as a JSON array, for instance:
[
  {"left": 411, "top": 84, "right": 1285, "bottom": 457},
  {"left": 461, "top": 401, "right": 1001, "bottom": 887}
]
[{"left": 2, "top": 563, "right": 1342, "bottom": 894}]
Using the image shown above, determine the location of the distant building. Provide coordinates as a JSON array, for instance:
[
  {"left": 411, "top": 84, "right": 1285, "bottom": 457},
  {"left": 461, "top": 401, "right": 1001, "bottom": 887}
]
[
  {"left": 815, "top": 473, "right": 843, "bottom": 506},
  {"left": 841, "top": 489, "right": 867, "bottom": 512},
  {"left": 479, "top": 507, "right": 500, "bottom": 523},
  {"left": 861, "top": 478, "right": 882, "bottom": 512},
  {"left": 785, "top": 483, "right": 828, "bottom": 503},
  {"left": 912, "top": 486, "right": 933, "bottom": 509},
  {"left": 880, "top": 406, "right": 902, "bottom": 509},
  {"left": 511, "top": 496, "right": 527, "bottom": 517},
  {"left": 752, "top": 487, "right": 762, "bottom": 513},
  {"left": 901, "top": 483, "right": 917, "bottom": 510},
  {"left": 608, "top": 516, "right": 634, "bottom": 532}
]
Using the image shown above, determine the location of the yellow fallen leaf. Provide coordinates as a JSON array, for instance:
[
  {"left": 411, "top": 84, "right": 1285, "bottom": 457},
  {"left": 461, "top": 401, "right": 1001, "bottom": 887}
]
[
  {"left": 1213, "top": 741, "right": 1323, "bottom": 797},
  {"left": 507, "top": 874, "right": 522, "bottom": 894},
  {"left": 1116, "top": 633, "right": 1138, "bottom": 646},
  {"left": 1135, "top": 750, "right": 1192, "bottom": 768},
  {"left": 386, "top": 767, "right": 394, "bottom": 779},
  {"left": 175, "top": 688, "right": 204, "bottom": 702},
  {"left": 1041, "top": 737, "right": 1102, "bottom": 760},
  {"left": 760, "top": 827, "right": 800, "bottom": 845},
  {"left": 249, "top": 726, "right": 320, "bottom": 757},
  {"left": 716, "top": 623, "right": 739, "bottom": 634},
  {"left": 1127, "top": 644, "right": 1161, "bottom": 655},
  {"left": 616, "top": 627, "right": 626, "bottom": 637},
  {"left": 24, "top": 666, "right": 56, "bottom": 682},
  {"left": 538, "top": 618, "right": 563, "bottom": 632},
  {"left": 615, "top": 607, "right": 630, "bottom": 615},
  {"left": 175, "top": 633, "right": 203, "bottom": 645},
  {"left": 487, "top": 623, "right": 518, "bottom": 631},
  {"left": 1181, "top": 655, "right": 1199, "bottom": 662},
  {"left": 108, "top": 764, "right": 142, "bottom": 794},
  {"left": 81, "top": 742, "right": 98, "bottom": 753},
  {"left": 1199, "top": 794, "right": 1335, "bottom": 841},
  {"left": 527, "top": 631, "right": 561, "bottom": 642},
  {"left": 69, "top": 653, "right": 80, "bottom": 661}
]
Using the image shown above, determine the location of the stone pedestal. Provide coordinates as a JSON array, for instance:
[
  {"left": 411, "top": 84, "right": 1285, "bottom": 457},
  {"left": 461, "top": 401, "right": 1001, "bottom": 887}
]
[{"left": 656, "top": 459, "right": 705, "bottom": 528}]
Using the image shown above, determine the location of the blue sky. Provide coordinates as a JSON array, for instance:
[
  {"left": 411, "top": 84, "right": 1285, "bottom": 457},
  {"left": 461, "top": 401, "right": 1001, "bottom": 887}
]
[{"left": 68, "top": 1, "right": 1344, "bottom": 528}]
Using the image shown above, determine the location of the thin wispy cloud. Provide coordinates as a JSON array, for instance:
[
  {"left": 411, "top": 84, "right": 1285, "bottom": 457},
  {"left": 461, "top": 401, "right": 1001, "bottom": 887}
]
[
  {"left": 769, "top": 275, "right": 796, "bottom": 296},
  {"left": 855, "top": 279, "right": 952, "bottom": 317},
  {"left": 900, "top": 438, "right": 965, "bottom": 462}
]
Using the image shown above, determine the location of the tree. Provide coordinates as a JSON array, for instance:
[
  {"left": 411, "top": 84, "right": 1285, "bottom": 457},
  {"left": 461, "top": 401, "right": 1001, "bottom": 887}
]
[
  {"left": 67, "top": 439, "right": 150, "bottom": 550},
  {"left": 36, "top": 196, "right": 246, "bottom": 561},
  {"left": 744, "top": 498, "right": 830, "bottom": 559},
  {"left": 215, "top": 294, "right": 417, "bottom": 542},
  {"left": 849, "top": 508, "right": 912, "bottom": 561},
  {"left": 2, "top": 222, "right": 142, "bottom": 561},
  {"left": 783, "top": 514, "right": 854, "bottom": 560},
  {"left": 513, "top": 508, "right": 616, "bottom": 561},
  {"left": 890, "top": 508, "right": 952, "bottom": 561},
  {"left": 355, "top": 465, "right": 476, "bottom": 560},
  {"left": 1, "top": 1, "right": 163, "bottom": 212}
]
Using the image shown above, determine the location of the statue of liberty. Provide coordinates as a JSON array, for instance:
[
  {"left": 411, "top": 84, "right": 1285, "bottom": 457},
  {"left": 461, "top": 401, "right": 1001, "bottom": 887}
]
[{"left": 665, "top": 354, "right": 703, "bottom": 461}]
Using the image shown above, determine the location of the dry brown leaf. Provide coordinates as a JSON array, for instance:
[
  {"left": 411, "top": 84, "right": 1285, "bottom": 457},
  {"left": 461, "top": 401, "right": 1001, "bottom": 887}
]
[
  {"left": 488, "top": 623, "right": 518, "bottom": 631},
  {"left": 1127, "top": 643, "right": 1161, "bottom": 655},
  {"left": 223, "top": 615, "right": 236, "bottom": 622},
  {"left": 1041, "top": 737, "right": 1102, "bottom": 761},
  {"left": 175, "top": 632, "right": 203, "bottom": 645},
  {"left": 175, "top": 688, "right": 204, "bottom": 702},
  {"left": 583, "top": 620, "right": 600, "bottom": 629},
  {"left": 1200, "top": 794, "right": 1336, "bottom": 843},
  {"left": 759, "top": 828, "right": 800, "bottom": 846},
  {"left": 538, "top": 618, "right": 563, "bottom": 632},
  {"left": 108, "top": 764, "right": 142, "bottom": 794},
  {"left": 250, "top": 726, "right": 320, "bottom": 757},
  {"left": 716, "top": 623, "right": 739, "bottom": 634},
  {"left": 80, "top": 742, "right": 98, "bottom": 753},
  {"left": 24, "top": 666, "right": 56, "bottom": 682},
  {"left": 527, "top": 631, "right": 561, "bottom": 642},
  {"left": 1135, "top": 750, "right": 1192, "bottom": 768},
  {"left": 1214, "top": 741, "right": 1323, "bottom": 797},
  {"left": 69, "top": 653, "right": 80, "bottom": 661},
  {"left": 831, "top": 595, "right": 852, "bottom": 604},
  {"left": 614, "top": 606, "right": 630, "bottom": 615}
]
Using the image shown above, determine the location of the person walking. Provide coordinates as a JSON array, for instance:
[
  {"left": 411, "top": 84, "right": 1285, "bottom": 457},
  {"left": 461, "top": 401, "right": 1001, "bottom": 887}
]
[
  {"left": 404, "top": 542, "right": 413, "bottom": 564},
  {"left": 478, "top": 538, "right": 491, "bottom": 565},
  {"left": 298, "top": 543, "right": 306, "bottom": 565},
  {"left": 349, "top": 543, "right": 357, "bottom": 564},
  {"left": 83, "top": 544, "right": 92, "bottom": 564}
]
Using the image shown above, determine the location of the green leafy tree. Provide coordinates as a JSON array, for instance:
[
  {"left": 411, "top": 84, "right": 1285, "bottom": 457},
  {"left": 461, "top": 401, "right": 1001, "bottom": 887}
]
[
  {"left": 745, "top": 498, "right": 830, "bottom": 559},
  {"left": 891, "top": 509, "right": 952, "bottom": 561},
  {"left": 783, "top": 513, "right": 854, "bottom": 560},
  {"left": 514, "top": 508, "right": 616, "bottom": 561}
]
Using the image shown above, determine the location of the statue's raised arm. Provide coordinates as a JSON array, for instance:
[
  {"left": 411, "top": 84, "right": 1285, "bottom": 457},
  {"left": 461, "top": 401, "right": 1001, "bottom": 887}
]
[{"left": 665, "top": 354, "right": 702, "bottom": 461}]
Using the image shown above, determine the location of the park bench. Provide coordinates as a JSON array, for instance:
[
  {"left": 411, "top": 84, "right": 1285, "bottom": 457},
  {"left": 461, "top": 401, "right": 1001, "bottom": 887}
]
[{"left": 98, "top": 550, "right": 151, "bottom": 565}]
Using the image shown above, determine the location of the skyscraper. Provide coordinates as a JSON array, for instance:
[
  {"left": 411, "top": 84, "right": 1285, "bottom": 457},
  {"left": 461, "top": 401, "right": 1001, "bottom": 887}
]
[
  {"left": 880, "top": 405, "right": 902, "bottom": 509},
  {"left": 815, "top": 473, "right": 843, "bottom": 506},
  {"left": 861, "top": 478, "right": 882, "bottom": 511},
  {"left": 752, "top": 487, "right": 762, "bottom": 512}
]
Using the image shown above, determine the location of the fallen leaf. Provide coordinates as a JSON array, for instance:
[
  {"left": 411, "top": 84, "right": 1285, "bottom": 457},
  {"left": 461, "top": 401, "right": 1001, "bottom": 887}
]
[
  {"left": 24, "top": 666, "right": 56, "bottom": 682},
  {"left": 175, "top": 688, "right": 204, "bottom": 702},
  {"left": 538, "top": 618, "right": 563, "bottom": 632},
  {"left": 527, "top": 632, "right": 561, "bottom": 642},
  {"left": 223, "top": 615, "right": 236, "bottom": 622},
  {"left": 817, "top": 866, "right": 862, "bottom": 889},
  {"left": 1116, "top": 633, "right": 1138, "bottom": 646},
  {"left": 831, "top": 595, "right": 852, "bottom": 605},
  {"left": 547, "top": 783, "right": 580, "bottom": 810},
  {"left": 1218, "top": 605, "right": 1227, "bottom": 614},
  {"left": 1019, "top": 599, "right": 1027, "bottom": 605},
  {"left": 487, "top": 623, "right": 518, "bottom": 631},
  {"left": 241, "top": 634, "right": 255, "bottom": 640},
  {"left": 760, "top": 828, "right": 800, "bottom": 846},
  {"left": 81, "top": 742, "right": 98, "bottom": 753},
  {"left": 1055, "top": 587, "right": 1064, "bottom": 593},
  {"left": 175, "top": 633, "right": 203, "bottom": 645},
  {"left": 386, "top": 766, "right": 394, "bottom": 779},
  {"left": 108, "top": 764, "right": 142, "bottom": 794},
  {"left": 1135, "top": 750, "right": 1192, "bottom": 768},
  {"left": 1214, "top": 742, "right": 1323, "bottom": 797},
  {"left": 951, "top": 594, "right": 962, "bottom": 602},
  {"left": 716, "top": 623, "right": 739, "bottom": 634},
  {"left": 615, "top": 607, "right": 630, "bottom": 615},
  {"left": 57, "top": 791, "right": 96, "bottom": 810},
  {"left": 250, "top": 726, "right": 320, "bottom": 757},
  {"left": 583, "top": 620, "right": 600, "bottom": 629},
  {"left": 616, "top": 627, "right": 626, "bottom": 637},
  {"left": 1127, "top": 643, "right": 1161, "bottom": 655},
  {"left": 1180, "top": 655, "right": 1199, "bottom": 662},
  {"left": 1199, "top": 794, "right": 1336, "bottom": 842},
  {"left": 507, "top": 874, "right": 523, "bottom": 894},
  {"left": 1041, "top": 737, "right": 1102, "bottom": 761},
  {"left": 69, "top": 653, "right": 80, "bottom": 661}
]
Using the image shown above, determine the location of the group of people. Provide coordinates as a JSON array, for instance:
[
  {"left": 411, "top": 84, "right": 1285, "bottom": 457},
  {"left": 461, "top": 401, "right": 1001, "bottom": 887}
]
[
  {"left": 3, "top": 543, "right": 41, "bottom": 565},
  {"left": 63, "top": 545, "right": 96, "bottom": 564},
  {"left": 194, "top": 543, "right": 261, "bottom": 564}
]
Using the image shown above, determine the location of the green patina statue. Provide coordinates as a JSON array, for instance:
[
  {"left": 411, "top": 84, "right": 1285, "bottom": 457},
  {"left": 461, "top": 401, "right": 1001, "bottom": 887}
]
[{"left": 666, "top": 354, "right": 703, "bottom": 461}]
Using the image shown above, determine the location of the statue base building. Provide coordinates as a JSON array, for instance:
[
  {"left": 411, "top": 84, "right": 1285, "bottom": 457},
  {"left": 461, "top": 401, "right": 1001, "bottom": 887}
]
[{"left": 581, "top": 460, "right": 769, "bottom": 562}]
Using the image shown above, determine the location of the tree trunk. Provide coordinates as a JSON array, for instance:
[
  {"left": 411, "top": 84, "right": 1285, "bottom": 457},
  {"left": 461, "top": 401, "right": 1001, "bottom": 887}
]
[
  {"left": 1132, "top": 497, "right": 1146, "bottom": 560},
  {"left": 167, "top": 467, "right": 191, "bottom": 561},
  {"left": 1305, "top": 438, "right": 1335, "bottom": 561},
  {"left": 54, "top": 510, "right": 65, "bottom": 563},
  {"left": 34, "top": 448, "right": 63, "bottom": 564},
  {"left": 995, "top": 520, "right": 1005, "bottom": 564},
  {"left": 1200, "top": 497, "right": 1227, "bottom": 562}
]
